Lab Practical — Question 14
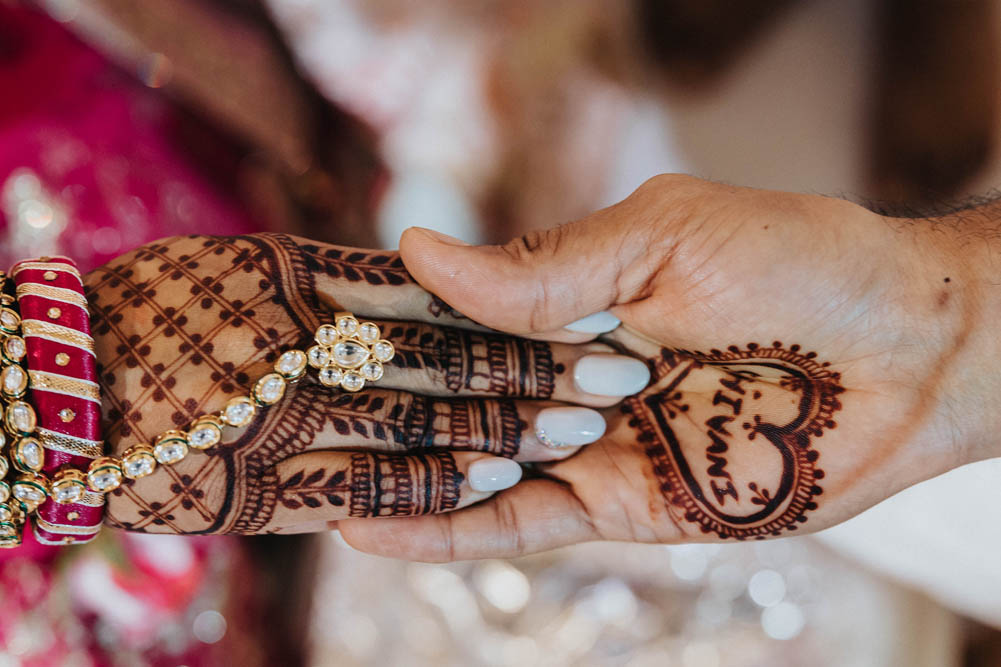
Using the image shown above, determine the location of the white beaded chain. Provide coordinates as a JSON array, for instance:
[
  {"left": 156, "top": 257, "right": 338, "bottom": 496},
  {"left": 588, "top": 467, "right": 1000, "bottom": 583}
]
[{"left": 5, "top": 313, "right": 395, "bottom": 525}]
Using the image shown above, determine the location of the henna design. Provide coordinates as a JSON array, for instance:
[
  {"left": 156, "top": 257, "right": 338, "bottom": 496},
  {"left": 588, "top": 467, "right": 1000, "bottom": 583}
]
[
  {"left": 427, "top": 294, "right": 467, "bottom": 320},
  {"left": 278, "top": 467, "right": 348, "bottom": 510},
  {"left": 90, "top": 234, "right": 526, "bottom": 534},
  {"left": 297, "top": 391, "right": 524, "bottom": 457},
  {"left": 384, "top": 394, "right": 524, "bottom": 458},
  {"left": 624, "top": 343, "right": 843, "bottom": 540},
  {"left": 385, "top": 323, "right": 556, "bottom": 399},
  {"left": 347, "top": 451, "right": 463, "bottom": 517},
  {"left": 294, "top": 242, "right": 412, "bottom": 287}
]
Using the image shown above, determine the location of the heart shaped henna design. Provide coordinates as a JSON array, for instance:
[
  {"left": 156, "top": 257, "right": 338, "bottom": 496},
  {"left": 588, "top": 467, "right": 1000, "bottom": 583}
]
[{"left": 624, "top": 343, "right": 844, "bottom": 540}]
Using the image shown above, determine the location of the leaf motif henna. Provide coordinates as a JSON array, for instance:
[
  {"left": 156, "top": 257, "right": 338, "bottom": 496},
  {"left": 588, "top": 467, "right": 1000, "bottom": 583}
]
[
  {"left": 624, "top": 343, "right": 843, "bottom": 540},
  {"left": 427, "top": 294, "right": 467, "bottom": 320},
  {"left": 278, "top": 468, "right": 349, "bottom": 510},
  {"left": 292, "top": 241, "right": 412, "bottom": 287}
]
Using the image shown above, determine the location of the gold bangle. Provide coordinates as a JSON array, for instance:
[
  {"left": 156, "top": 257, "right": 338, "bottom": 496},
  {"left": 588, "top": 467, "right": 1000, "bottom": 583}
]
[{"left": 28, "top": 370, "right": 101, "bottom": 403}]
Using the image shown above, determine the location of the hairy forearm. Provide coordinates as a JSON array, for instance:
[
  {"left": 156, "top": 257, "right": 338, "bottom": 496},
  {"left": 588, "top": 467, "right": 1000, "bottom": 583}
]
[
  {"left": 846, "top": 192, "right": 1001, "bottom": 468},
  {"left": 908, "top": 200, "right": 1001, "bottom": 464}
]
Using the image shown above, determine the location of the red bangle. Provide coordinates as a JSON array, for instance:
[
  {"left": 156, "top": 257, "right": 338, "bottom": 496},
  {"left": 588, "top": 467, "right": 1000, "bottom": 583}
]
[{"left": 12, "top": 257, "right": 104, "bottom": 545}]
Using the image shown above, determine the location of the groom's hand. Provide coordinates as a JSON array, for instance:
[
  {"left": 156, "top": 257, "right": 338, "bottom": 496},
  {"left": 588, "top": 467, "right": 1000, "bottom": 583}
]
[{"left": 339, "top": 174, "right": 1001, "bottom": 559}]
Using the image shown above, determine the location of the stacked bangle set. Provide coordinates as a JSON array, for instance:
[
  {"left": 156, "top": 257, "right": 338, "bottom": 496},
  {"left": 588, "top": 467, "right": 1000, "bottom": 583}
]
[{"left": 0, "top": 255, "right": 394, "bottom": 547}]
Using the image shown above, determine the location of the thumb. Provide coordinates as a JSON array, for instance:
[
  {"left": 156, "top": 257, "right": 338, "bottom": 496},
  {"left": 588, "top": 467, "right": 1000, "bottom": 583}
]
[{"left": 399, "top": 214, "right": 648, "bottom": 335}]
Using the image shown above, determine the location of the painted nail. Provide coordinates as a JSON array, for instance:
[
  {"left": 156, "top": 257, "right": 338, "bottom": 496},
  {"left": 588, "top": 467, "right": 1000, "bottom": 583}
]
[
  {"left": 413, "top": 227, "right": 471, "bottom": 246},
  {"left": 535, "top": 407, "right": 606, "bottom": 448},
  {"left": 574, "top": 354, "right": 651, "bottom": 397},
  {"left": 468, "top": 457, "right": 523, "bottom": 492},
  {"left": 564, "top": 311, "right": 621, "bottom": 334}
]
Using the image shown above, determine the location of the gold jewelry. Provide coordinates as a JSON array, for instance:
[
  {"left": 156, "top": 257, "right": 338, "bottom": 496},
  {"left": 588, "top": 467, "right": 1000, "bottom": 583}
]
[
  {"left": 20, "top": 319, "right": 95, "bottom": 353},
  {"left": 37, "top": 428, "right": 104, "bottom": 459},
  {"left": 11, "top": 474, "right": 48, "bottom": 513},
  {"left": 306, "top": 314, "right": 394, "bottom": 393},
  {"left": 15, "top": 282, "right": 88, "bottom": 309},
  {"left": 86, "top": 457, "right": 123, "bottom": 493},
  {"left": 34, "top": 514, "right": 101, "bottom": 536},
  {"left": 50, "top": 468, "right": 88, "bottom": 504},
  {"left": 27, "top": 370, "right": 101, "bottom": 402},
  {"left": 2, "top": 314, "right": 396, "bottom": 538},
  {"left": 81, "top": 316, "right": 395, "bottom": 492},
  {"left": 10, "top": 261, "right": 82, "bottom": 280},
  {"left": 10, "top": 436, "right": 44, "bottom": 473}
]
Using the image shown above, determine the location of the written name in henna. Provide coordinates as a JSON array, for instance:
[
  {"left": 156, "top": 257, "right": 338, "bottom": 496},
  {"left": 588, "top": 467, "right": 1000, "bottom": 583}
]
[{"left": 624, "top": 343, "right": 843, "bottom": 540}]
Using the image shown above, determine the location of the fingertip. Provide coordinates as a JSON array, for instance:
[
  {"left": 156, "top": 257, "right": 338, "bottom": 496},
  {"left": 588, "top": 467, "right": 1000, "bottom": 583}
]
[
  {"left": 573, "top": 354, "right": 651, "bottom": 397},
  {"left": 399, "top": 228, "right": 501, "bottom": 326},
  {"left": 467, "top": 456, "right": 523, "bottom": 492},
  {"left": 342, "top": 480, "right": 598, "bottom": 561},
  {"left": 402, "top": 227, "right": 471, "bottom": 247},
  {"left": 534, "top": 406, "right": 606, "bottom": 449},
  {"left": 564, "top": 311, "right": 621, "bottom": 334},
  {"left": 340, "top": 516, "right": 456, "bottom": 562}
]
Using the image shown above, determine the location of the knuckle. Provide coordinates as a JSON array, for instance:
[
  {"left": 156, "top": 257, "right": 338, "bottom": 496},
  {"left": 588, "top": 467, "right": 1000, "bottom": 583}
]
[
  {"left": 492, "top": 496, "right": 526, "bottom": 555},
  {"left": 500, "top": 224, "right": 571, "bottom": 263},
  {"left": 635, "top": 172, "right": 699, "bottom": 196},
  {"left": 396, "top": 394, "right": 435, "bottom": 450}
]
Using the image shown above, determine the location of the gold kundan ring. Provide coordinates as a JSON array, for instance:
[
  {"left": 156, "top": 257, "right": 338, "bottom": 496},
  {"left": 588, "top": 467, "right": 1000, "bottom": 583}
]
[{"left": 305, "top": 313, "right": 395, "bottom": 393}]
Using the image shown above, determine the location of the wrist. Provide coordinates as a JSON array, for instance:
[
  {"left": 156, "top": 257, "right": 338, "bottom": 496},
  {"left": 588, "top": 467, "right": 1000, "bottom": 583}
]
[{"left": 910, "top": 207, "right": 1001, "bottom": 465}]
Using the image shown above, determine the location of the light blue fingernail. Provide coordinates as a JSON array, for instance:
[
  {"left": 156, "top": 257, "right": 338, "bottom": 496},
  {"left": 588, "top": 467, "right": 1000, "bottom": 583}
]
[
  {"left": 574, "top": 354, "right": 650, "bottom": 396},
  {"left": 564, "top": 311, "right": 621, "bottom": 334},
  {"left": 535, "top": 407, "right": 606, "bottom": 448},
  {"left": 468, "top": 457, "right": 523, "bottom": 492}
]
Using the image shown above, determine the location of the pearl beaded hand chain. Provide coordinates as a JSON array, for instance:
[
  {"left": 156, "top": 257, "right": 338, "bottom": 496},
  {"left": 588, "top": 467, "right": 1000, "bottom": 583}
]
[{"left": 0, "top": 303, "right": 394, "bottom": 548}]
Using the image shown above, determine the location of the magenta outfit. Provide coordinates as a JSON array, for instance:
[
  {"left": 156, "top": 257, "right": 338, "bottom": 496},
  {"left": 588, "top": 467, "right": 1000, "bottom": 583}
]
[{"left": 0, "top": 6, "right": 271, "bottom": 665}]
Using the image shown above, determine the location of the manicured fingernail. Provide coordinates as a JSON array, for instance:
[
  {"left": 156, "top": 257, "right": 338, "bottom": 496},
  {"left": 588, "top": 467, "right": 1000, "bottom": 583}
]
[
  {"left": 413, "top": 227, "right": 471, "bottom": 246},
  {"left": 574, "top": 354, "right": 650, "bottom": 397},
  {"left": 468, "top": 457, "right": 523, "bottom": 492},
  {"left": 535, "top": 407, "right": 606, "bottom": 448},
  {"left": 564, "top": 311, "right": 621, "bottom": 334}
]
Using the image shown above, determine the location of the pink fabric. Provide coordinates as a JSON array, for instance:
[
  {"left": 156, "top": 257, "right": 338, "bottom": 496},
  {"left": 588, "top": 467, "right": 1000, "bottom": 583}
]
[
  {"left": 0, "top": 7, "right": 258, "bottom": 273},
  {"left": 0, "top": 7, "right": 275, "bottom": 665}
]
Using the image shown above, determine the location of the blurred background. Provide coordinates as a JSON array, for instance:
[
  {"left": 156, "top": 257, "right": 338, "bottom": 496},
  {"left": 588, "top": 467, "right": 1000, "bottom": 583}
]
[{"left": 3, "top": 0, "right": 1001, "bottom": 665}]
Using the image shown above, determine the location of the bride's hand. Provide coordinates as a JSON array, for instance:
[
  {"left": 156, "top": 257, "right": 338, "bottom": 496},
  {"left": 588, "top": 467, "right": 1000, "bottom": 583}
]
[{"left": 85, "top": 233, "right": 644, "bottom": 535}]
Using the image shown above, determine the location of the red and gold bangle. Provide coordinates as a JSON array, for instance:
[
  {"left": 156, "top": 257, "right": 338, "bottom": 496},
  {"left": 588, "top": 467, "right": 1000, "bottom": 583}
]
[{"left": 12, "top": 257, "right": 104, "bottom": 545}]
